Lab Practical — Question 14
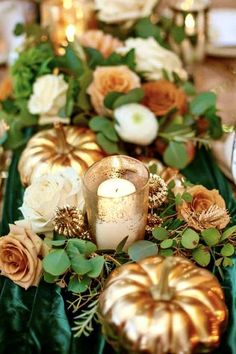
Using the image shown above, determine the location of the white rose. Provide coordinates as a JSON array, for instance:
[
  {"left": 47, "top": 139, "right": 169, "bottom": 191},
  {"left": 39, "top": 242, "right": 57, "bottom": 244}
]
[
  {"left": 114, "top": 103, "right": 158, "bottom": 146},
  {"left": 28, "top": 74, "right": 69, "bottom": 116},
  {"left": 117, "top": 37, "right": 187, "bottom": 81},
  {"left": 95, "top": 0, "right": 158, "bottom": 24},
  {"left": 18, "top": 168, "right": 85, "bottom": 234}
]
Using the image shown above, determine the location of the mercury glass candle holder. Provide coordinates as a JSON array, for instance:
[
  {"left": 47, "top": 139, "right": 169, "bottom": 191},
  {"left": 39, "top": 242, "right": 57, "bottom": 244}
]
[
  {"left": 40, "top": 0, "right": 96, "bottom": 53},
  {"left": 83, "top": 156, "right": 149, "bottom": 250},
  {"left": 169, "top": 0, "right": 211, "bottom": 65}
]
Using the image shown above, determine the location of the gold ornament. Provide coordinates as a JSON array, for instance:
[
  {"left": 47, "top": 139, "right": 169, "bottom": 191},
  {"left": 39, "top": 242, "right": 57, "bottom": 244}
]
[
  {"left": 53, "top": 205, "right": 85, "bottom": 238},
  {"left": 139, "top": 157, "right": 165, "bottom": 175},
  {"left": 18, "top": 124, "right": 105, "bottom": 186},
  {"left": 99, "top": 256, "right": 228, "bottom": 354},
  {"left": 149, "top": 174, "right": 168, "bottom": 209},
  {"left": 145, "top": 213, "right": 163, "bottom": 233}
]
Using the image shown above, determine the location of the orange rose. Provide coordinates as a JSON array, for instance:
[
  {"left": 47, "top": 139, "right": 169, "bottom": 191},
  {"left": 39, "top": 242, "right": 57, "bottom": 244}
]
[
  {"left": 87, "top": 66, "right": 141, "bottom": 115},
  {"left": 142, "top": 80, "right": 187, "bottom": 116},
  {"left": 177, "top": 185, "right": 230, "bottom": 231},
  {"left": 0, "top": 224, "right": 44, "bottom": 289},
  {"left": 0, "top": 75, "right": 12, "bottom": 100},
  {"left": 79, "top": 30, "right": 123, "bottom": 58}
]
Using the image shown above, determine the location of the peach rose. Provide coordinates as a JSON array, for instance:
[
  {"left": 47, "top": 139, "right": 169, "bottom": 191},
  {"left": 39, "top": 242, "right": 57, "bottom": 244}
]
[
  {"left": 79, "top": 30, "right": 123, "bottom": 58},
  {"left": 0, "top": 224, "right": 44, "bottom": 289},
  {"left": 177, "top": 185, "right": 230, "bottom": 231},
  {"left": 87, "top": 66, "right": 141, "bottom": 116},
  {"left": 142, "top": 80, "right": 187, "bottom": 116}
]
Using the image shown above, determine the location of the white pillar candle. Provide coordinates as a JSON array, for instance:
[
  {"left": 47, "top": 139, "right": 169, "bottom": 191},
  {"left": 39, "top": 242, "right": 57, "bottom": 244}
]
[{"left": 96, "top": 178, "right": 144, "bottom": 250}]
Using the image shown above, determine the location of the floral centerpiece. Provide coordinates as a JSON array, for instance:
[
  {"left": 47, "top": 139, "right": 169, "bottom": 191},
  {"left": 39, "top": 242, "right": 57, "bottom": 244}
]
[{"left": 0, "top": 1, "right": 235, "bottom": 353}]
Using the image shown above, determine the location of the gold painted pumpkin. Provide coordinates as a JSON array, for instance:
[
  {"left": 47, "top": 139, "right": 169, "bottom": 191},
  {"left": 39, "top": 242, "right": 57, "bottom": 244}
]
[
  {"left": 99, "top": 256, "right": 228, "bottom": 354},
  {"left": 18, "top": 124, "right": 105, "bottom": 186}
]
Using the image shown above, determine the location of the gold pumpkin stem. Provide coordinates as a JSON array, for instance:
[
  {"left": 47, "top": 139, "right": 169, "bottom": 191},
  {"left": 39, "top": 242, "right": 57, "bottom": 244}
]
[
  {"left": 151, "top": 257, "right": 174, "bottom": 301},
  {"left": 54, "top": 123, "right": 72, "bottom": 154}
]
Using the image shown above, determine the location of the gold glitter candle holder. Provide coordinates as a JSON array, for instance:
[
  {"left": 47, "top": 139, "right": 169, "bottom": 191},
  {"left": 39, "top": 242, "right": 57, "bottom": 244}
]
[
  {"left": 169, "top": 0, "right": 210, "bottom": 65},
  {"left": 83, "top": 156, "right": 149, "bottom": 250}
]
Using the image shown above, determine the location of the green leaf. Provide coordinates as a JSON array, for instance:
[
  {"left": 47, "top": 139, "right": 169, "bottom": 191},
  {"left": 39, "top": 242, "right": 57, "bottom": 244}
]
[
  {"left": 43, "top": 249, "right": 71, "bottom": 276},
  {"left": 135, "top": 18, "right": 163, "bottom": 44},
  {"left": 85, "top": 47, "right": 104, "bottom": 68},
  {"left": 223, "top": 257, "right": 234, "bottom": 267},
  {"left": 68, "top": 275, "right": 90, "bottom": 293},
  {"left": 160, "top": 239, "right": 173, "bottom": 249},
  {"left": 113, "top": 88, "right": 144, "bottom": 109},
  {"left": 43, "top": 272, "right": 58, "bottom": 283},
  {"left": 14, "top": 23, "right": 25, "bottom": 36},
  {"left": 89, "top": 116, "right": 110, "bottom": 132},
  {"left": 190, "top": 92, "right": 217, "bottom": 116},
  {"left": 159, "top": 249, "right": 174, "bottom": 256},
  {"left": 181, "top": 229, "right": 199, "bottom": 249},
  {"left": 87, "top": 256, "right": 105, "bottom": 278},
  {"left": 182, "top": 192, "right": 193, "bottom": 203},
  {"left": 201, "top": 228, "right": 221, "bottom": 246},
  {"left": 71, "top": 254, "right": 92, "bottom": 275},
  {"left": 77, "top": 69, "right": 93, "bottom": 110},
  {"left": 175, "top": 193, "right": 183, "bottom": 206},
  {"left": 192, "top": 245, "right": 211, "bottom": 266},
  {"left": 221, "top": 244, "right": 235, "bottom": 257},
  {"left": 182, "top": 81, "right": 196, "bottom": 96},
  {"left": 207, "top": 115, "right": 223, "bottom": 140},
  {"left": 163, "top": 142, "right": 189, "bottom": 169},
  {"left": 96, "top": 132, "right": 120, "bottom": 154},
  {"left": 44, "top": 239, "right": 66, "bottom": 247},
  {"left": 104, "top": 92, "right": 124, "bottom": 110},
  {"left": 123, "top": 49, "right": 136, "bottom": 70},
  {"left": 222, "top": 225, "right": 236, "bottom": 241},
  {"left": 116, "top": 236, "right": 129, "bottom": 253},
  {"left": 170, "top": 25, "right": 186, "bottom": 44},
  {"left": 67, "top": 239, "right": 97, "bottom": 256},
  {"left": 152, "top": 227, "right": 169, "bottom": 241},
  {"left": 128, "top": 240, "right": 158, "bottom": 261}
]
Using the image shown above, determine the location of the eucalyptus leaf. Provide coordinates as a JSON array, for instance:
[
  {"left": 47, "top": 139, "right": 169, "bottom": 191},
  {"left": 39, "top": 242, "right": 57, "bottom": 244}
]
[
  {"left": 43, "top": 249, "right": 71, "bottom": 276},
  {"left": 71, "top": 254, "right": 92, "bottom": 275},
  {"left": 159, "top": 249, "right": 174, "bottom": 256},
  {"left": 135, "top": 18, "right": 163, "bottom": 44},
  {"left": 96, "top": 132, "right": 120, "bottom": 154},
  {"left": 221, "top": 244, "right": 235, "bottom": 257},
  {"left": 181, "top": 229, "right": 199, "bottom": 249},
  {"left": 152, "top": 227, "right": 169, "bottom": 241},
  {"left": 223, "top": 257, "right": 234, "bottom": 267},
  {"left": 43, "top": 272, "right": 58, "bottom": 283},
  {"left": 104, "top": 92, "right": 124, "bottom": 110},
  {"left": 201, "top": 228, "right": 221, "bottom": 246},
  {"left": 182, "top": 81, "right": 196, "bottom": 96},
  {"left": 67, "top": 239, "right": 97, "bottom": 256},
  {"left": 190, "top": 92, "right": 217, "bottom": 116},
  {"left": 68, "top": 275, "right": 90, "bottom": 293},
  {"left": 160, "top": 239, "right": 173, "bottom": 249},
  {"left": 163, "top": 142, "right": 189, "bottom": 169},
  {"left": 87, "top": 256, "right": 105, "bottom": 278},
  {"left": 113, "top": 88, "right": 144, "bottom": 109},
  {"left": 192, "top": 245, "right": 211, "bottom": 266},
  {"left": 128, "top": 240, "right": 158, "bottom": 261}
]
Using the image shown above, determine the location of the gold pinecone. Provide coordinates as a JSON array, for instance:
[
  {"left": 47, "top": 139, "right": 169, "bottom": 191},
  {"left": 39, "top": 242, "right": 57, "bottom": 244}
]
[
  {"left": 149, "top": 174, "right": 168, "bottom": 209},
  {"left": 53, "top": 205, "right": 85, "bottom": 238},
  {"left": 146, "top": 213, "right": 163, "bottom": 233}
]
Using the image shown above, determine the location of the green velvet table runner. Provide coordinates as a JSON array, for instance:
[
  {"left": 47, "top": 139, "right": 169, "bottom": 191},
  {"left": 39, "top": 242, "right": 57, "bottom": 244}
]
[{"left": 0, "top": 148, "right": 235, "bottom": 354}]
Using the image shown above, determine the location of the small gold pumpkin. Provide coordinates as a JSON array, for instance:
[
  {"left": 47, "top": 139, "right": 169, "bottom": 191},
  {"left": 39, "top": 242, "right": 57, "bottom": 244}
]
[
  {"left": 99, "top": 256, "right": 228, "bottom": 354},
  {"left": 18, "top": 124, "right": 105, "bottom": 186}
]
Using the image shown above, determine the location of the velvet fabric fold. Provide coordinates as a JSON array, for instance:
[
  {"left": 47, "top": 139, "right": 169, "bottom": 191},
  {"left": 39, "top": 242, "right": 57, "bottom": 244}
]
[{"left": 0, "top": 147, "right": 235, "bottom": 354}]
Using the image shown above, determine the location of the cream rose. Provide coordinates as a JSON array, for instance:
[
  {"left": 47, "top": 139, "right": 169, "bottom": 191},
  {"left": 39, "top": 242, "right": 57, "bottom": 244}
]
[
  {"left": 87, "top": 66, "right": 140, "bottom": 116},
  {"left": 117, "top": 37, "right": 187, "bottom": 81},
  {"left": 0, "top": 224, "right": 44, "bottom": 289},
  {"left": 28, "top": 74, "right": 69, "bottom": 116},
  {"left": 95, "top": 0, "right": 158, "bottom": 24},
  {"left": 114, "top": 103, "right": 158, "bottom": 146},
  {"left": 18, "top": 168, "right": 85, "bottom": 234}
]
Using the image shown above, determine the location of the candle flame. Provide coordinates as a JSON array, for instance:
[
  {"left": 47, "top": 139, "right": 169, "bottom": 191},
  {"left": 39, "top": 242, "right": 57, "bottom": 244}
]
[
  {"left": 63, "top": 0, "right": 73, "bottom": 10},
  {"left": 185, "top": 13, "right": 195, "bottom": 35},
  {"left": 66, "top": 24, "right": 75, "bottom": 42}
]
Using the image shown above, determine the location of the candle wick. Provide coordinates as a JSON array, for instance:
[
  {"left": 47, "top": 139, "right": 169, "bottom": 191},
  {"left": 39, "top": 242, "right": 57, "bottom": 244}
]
[{"left": 115, "top": 188, "right": 119, "bottom": 193}]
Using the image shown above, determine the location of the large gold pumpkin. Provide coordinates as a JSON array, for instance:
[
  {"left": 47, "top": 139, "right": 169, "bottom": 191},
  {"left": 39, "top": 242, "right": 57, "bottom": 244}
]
[
  {"left": 99, "top": 256, "right": 228, "bottom": 354},
  {"left": 18, "top": 124, "right": 105, "bottom": 186}
]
